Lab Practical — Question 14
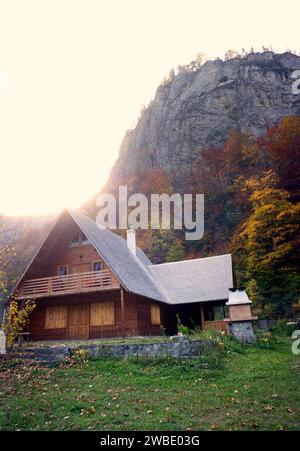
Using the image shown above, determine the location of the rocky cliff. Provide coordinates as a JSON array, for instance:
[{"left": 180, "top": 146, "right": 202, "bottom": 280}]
[{"left": 107, "top": 52, "right": 300, "bottom": 190}]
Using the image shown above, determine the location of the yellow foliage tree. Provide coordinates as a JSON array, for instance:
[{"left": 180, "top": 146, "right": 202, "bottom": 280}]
[
  {"left": 3, "top": 299, "right": 36, "bottom": 347},
  {"left": 233, "top": 170, "right": 300, "bottom": 317}
]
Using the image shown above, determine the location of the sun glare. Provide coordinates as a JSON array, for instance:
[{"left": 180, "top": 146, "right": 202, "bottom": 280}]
[{"left": 0, "top": 0, "right": 299, "bottom": 217}]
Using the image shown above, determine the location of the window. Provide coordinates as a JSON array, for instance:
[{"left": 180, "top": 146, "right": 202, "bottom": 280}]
[
  {"left": 72, "top": 233, "right": 80, "bottom": 243},
  {"left": 92, "top": 261, "right": 102, "bottom": 272},
  {"left": 45, "top": 306, "right": 67, "bottom": 329},
  {"left": 58, "top": 265, "right": 68, "bottom": 276},
  {"left": 68, "top": 232, "right": 89, "bottom": 247},
  {"left": 204, "top": 304, "right": 227, "bottom": 321},
  {"left": 151, "top": 303, "right": 161, "bottom": 326},
  {"left": 81, "top": 233, "right": 89, "bottom": 244},
  {"left": 213, "top": 306, "right": 227, "bottom": 321},
  {"left": 68, "top": 233, "right": 80, "bottom": 247},
  {"left": 90, "top": 301, "right": 115, "bottom": 326}
]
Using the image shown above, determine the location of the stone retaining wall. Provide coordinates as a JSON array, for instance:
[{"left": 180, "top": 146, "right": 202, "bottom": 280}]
[
  {"left": 81, "top": 338, "right": 215, "bottom": 359},
  {"left": 10, "top": 338, "right": 216, "bottom": 364}
]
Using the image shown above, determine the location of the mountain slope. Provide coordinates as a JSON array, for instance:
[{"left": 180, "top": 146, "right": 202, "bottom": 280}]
[{"left": 107, "top": 51, "right": 300, "bottom": 190}]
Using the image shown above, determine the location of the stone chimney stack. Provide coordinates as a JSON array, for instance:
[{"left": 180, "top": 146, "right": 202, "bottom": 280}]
[{"left": 127, "top": 228, "right": 136, "bottom": 256}]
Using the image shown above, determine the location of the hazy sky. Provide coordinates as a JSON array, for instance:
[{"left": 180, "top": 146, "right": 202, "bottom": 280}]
[{"left": 0, "top": 0, "right": 299, "bottom": 216}]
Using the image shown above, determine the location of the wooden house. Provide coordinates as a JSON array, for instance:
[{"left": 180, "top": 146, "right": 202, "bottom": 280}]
[{"left": 10, "top": 209, "right": 235, "bottom": 341}]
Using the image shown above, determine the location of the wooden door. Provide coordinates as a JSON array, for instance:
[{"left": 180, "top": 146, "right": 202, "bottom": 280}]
[{"left": 68, "top": 304, "right": 90, "bottom": 339}]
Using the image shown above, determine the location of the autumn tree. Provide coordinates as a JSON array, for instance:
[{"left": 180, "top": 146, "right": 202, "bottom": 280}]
[
  {"left": 233, "top": 170, "right": 300, "bottom": 317},
  {"left": 0, "top": 217, "right": 46, "bottom": 334},
  {"left": 144, "top": 230, "right": 175, "bottom": 264},
  {"left": 166, "top": 239, "right": 185, "bottom": 263},
  {"left": 262, "top": 116, "right": 300, "bottom": 199},
  {"left": 3, "top": 299, "right": 36, "bottom": 346},
  {"left": 0, "top": 217, "right": 16, "bottom": 315},
  {"left": 189, "top": 131, "right": 253, "bottom": 255}
]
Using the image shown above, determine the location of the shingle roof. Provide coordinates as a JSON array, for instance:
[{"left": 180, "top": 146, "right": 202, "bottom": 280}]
[
  {"left": 12, "top": 209, "right": 234, "bottom": 305},
  {"left": 148, "top": 255, "right": 234, "bottom": 304},
  {"left": 70, "top": 210, "right": 234, "bottom": 305},
  {"left": 68, "top": 210, "right": 166, "bottom": 302}
]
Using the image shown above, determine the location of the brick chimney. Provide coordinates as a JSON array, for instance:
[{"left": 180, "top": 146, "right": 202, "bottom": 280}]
[{"left": 127, "top": 228, "right": 136, "bottom": 256}]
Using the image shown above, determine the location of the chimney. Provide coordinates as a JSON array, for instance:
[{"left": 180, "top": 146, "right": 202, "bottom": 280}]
[
  {"left": 224, "top": 288, "right": 258, "bottom": 343},
  {"left": 226, "top": 287, "right": 252, "bottom": 306},
  {"left": 127, "top": 228, "right": 136, "bottom": 256}
]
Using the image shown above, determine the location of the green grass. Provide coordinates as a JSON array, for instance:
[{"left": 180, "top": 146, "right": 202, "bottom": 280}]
[
  {"left": 0, "top": 337, "right": 299, "bottom": 431},
  {"left": 20, "top": 336, "right": 173, "bottom": 348}
]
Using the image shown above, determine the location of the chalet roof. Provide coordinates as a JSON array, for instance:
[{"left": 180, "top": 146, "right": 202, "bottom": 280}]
[
  {"left": 148, "top": 255, "right": 234, "bottom": 304},
  {"left": 12, "top": 209, "right": 234, "bottom": 305},
  {"left": 68, "top": 210, "right": 167, "bottom": 303},
  {"left": 69, "top": 210, "right": 233, "bottom": 304}
]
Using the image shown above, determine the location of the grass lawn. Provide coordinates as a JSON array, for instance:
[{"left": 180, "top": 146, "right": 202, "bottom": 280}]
[
  {"left": 0, "top": 337, "right": 299, "bottom": 431},
  {"left": 20, "top": 336, "right": 175, "bottom": 348}
]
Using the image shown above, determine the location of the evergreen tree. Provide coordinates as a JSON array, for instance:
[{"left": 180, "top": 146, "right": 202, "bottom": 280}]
[{"left": 166, "top": 240, "right": 185, "bottom": 263}]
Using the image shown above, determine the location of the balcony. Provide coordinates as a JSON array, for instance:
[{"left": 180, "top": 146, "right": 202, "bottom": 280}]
[{"left": 17, "top": 270, "right": 120, "bottom": 300}]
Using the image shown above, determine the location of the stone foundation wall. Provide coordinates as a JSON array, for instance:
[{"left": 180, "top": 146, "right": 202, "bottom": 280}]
[
  {"left": 83, "top": 338, "right": 215, "bottom": 359},
  {"left": 10, "top": 338, "right": 216, "bottom": 364}
]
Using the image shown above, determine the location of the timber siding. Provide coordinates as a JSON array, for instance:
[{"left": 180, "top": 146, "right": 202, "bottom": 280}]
[{"left": 28, "top": 291, "right": 170, "bottom": 341}]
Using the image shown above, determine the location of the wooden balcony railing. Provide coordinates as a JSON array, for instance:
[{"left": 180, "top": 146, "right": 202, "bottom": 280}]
[{"left": 17, "top": 270, "right": 120, "bottom": 299}]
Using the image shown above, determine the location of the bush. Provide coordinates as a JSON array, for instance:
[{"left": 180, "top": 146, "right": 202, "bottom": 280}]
[
  {"left": 3, "top": 299, "right": 36, "bottom": 347},
  {"left": 176, "top": 314, "right": 191, "bottom": 336},
  {"left": 269, "top": 320, "right": 297, "bottom": 337},
  {"left": 256, "top": 331, "right": 278, "bottom": 349}
]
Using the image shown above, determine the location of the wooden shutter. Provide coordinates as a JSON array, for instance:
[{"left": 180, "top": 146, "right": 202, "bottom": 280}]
[
  {"left": 90, "top": 301, "right": 115, "bottom": 326},
  {"left": 45, "top": 306, "right": 67, "bottom": 329},
  {"left": 151, "top": 303, "right": 161, "bottom": 326}
]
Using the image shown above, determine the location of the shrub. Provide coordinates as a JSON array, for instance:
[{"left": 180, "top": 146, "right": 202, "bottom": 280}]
[
  {"left": 269, "top": 320, "right": 297, "bottom": 337},
  {"left": 3, "top": 299, "right": 36, "bottom": 347},
  {"left": 176, "top": 314, "right": 190, "bottom": 336},
  {"left": 256, "top": 331, "right": 278, "bottom": 349}
]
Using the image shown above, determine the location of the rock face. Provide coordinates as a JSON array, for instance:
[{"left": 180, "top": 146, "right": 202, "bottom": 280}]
[{"left": 108, "top": 52, "right": 300, "bottom": 189}]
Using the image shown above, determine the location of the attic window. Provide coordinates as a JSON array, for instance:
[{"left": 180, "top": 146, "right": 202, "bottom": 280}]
[
  {"left": 68, "top": 232, "right": 89, "bottom": 247},
  {"left": 69, "top": 233, "right": 80, "bottom": 247},
  {"left": 82, "top": 233, "right": 89, "bottom": 244}
]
